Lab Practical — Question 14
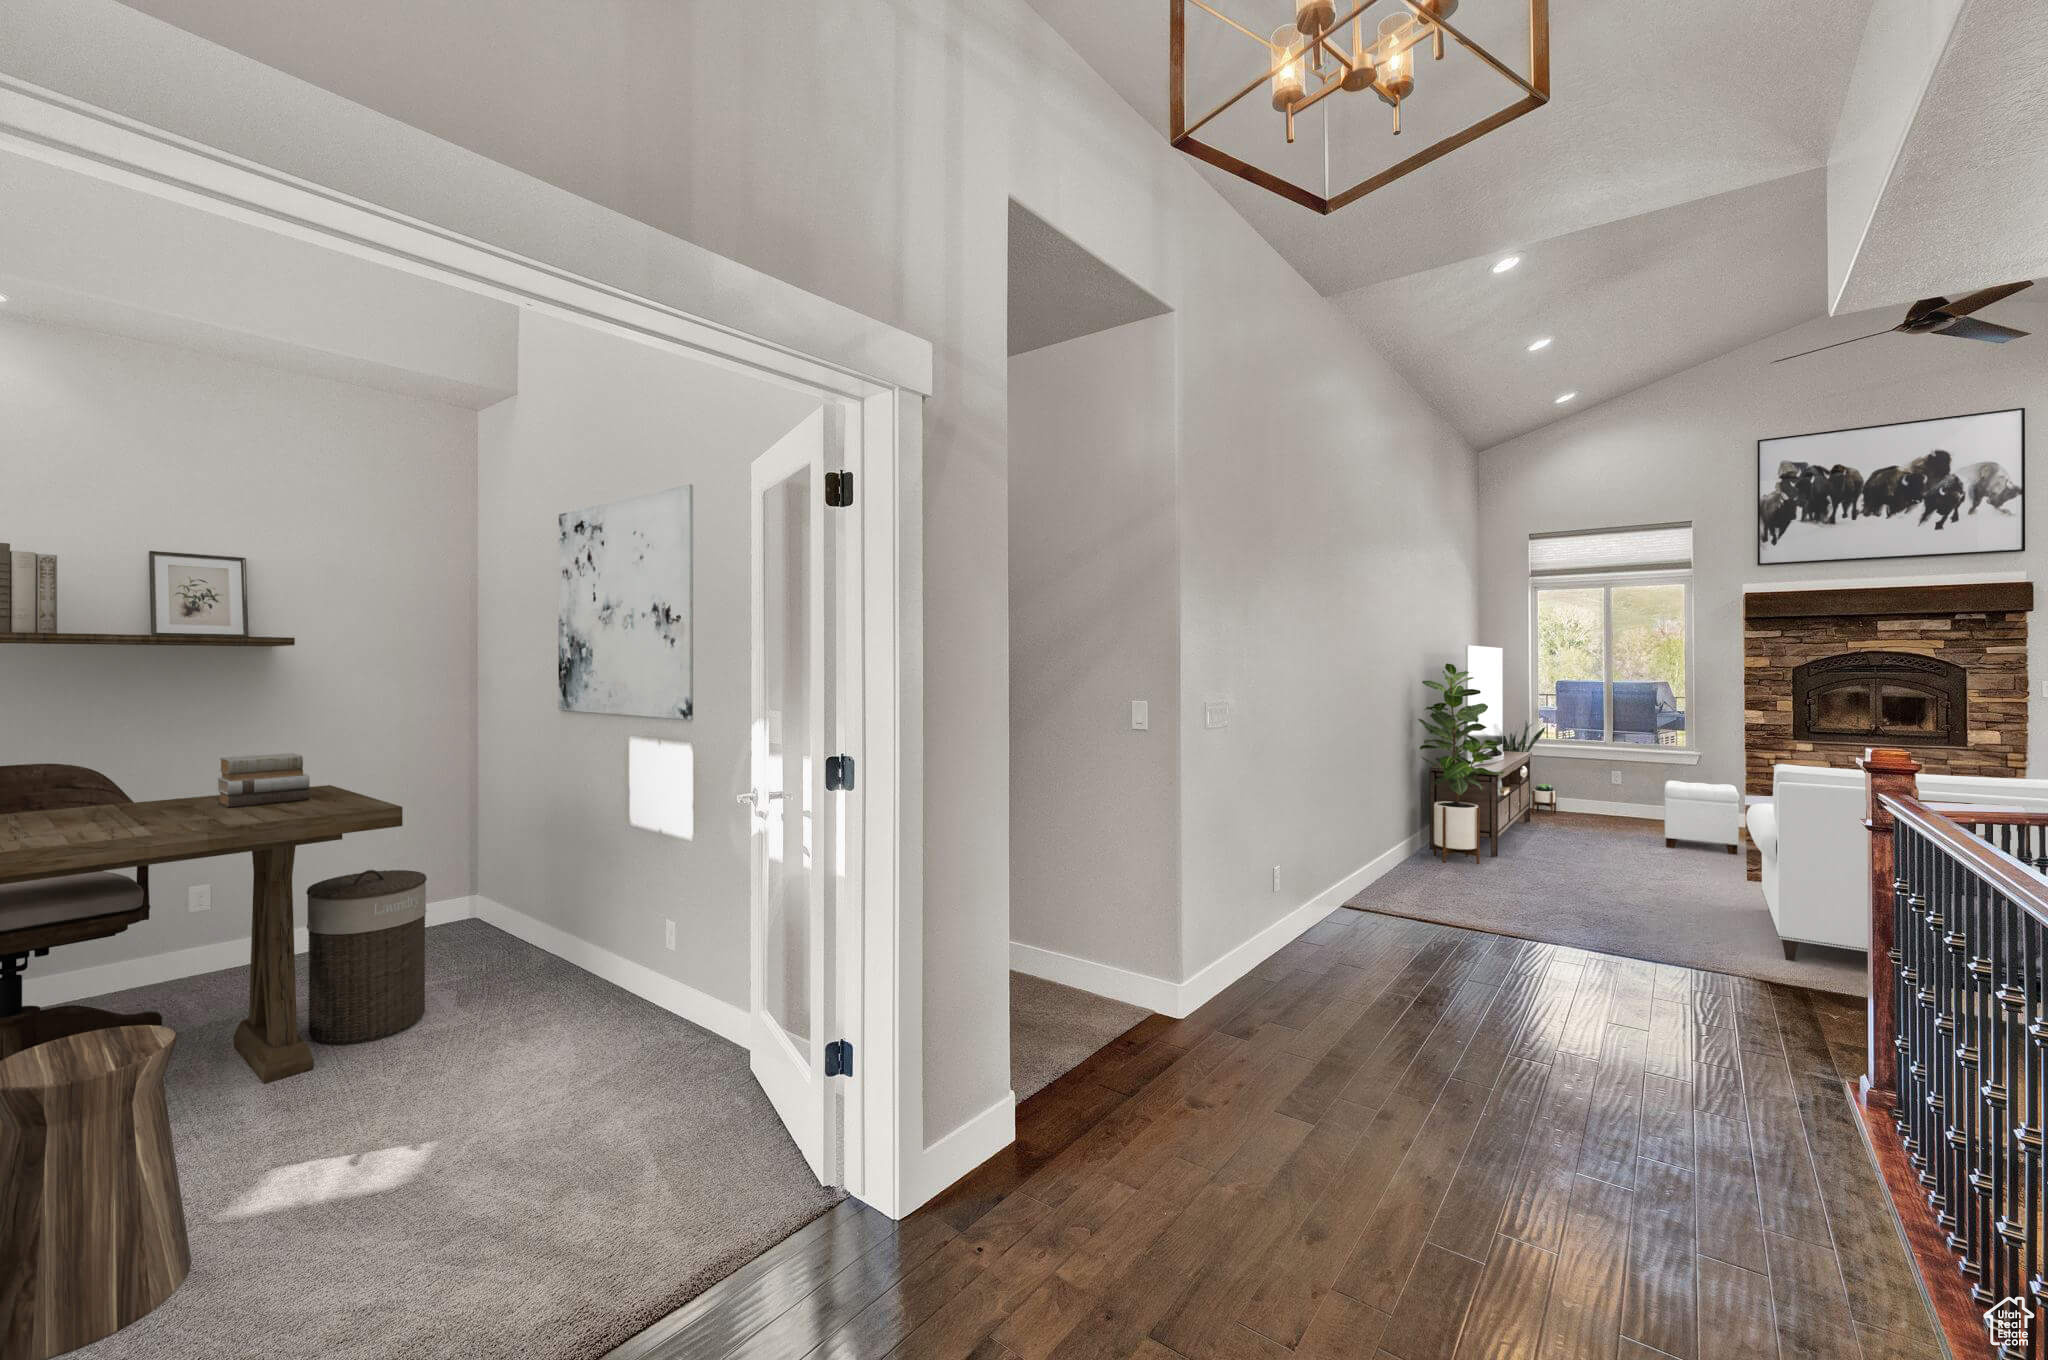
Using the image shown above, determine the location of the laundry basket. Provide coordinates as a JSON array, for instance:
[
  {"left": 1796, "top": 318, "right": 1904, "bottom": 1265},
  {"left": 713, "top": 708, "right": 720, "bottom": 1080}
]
[{"left": 306, "top": 869, "right": 426, "bottom": 1044}]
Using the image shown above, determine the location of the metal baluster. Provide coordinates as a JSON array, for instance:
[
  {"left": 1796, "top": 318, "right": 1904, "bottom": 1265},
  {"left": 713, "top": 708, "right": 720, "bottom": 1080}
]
[
  {"left": 1993, "top": 887, "right": 2022, "bottom": 1307},
  {"left": 1939, "top": 842, "right": 1960, "bottom": 1237},
  {"left": 1965, "top": 861, "right": 1990, "bottom": 1296}
]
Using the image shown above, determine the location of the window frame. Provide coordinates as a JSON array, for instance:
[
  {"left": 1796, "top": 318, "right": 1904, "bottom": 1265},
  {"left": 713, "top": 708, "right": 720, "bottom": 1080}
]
[{"left": 1528, "top": 567, "right": 1695, "bottom": 753}]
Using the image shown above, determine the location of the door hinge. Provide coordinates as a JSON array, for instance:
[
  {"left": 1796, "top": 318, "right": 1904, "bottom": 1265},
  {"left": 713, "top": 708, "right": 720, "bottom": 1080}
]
[
  {"left": 825, "top": 1039, "right": 854, "bottom": 1077},
  {"left": 825, "top": 754, "right": 855, "bottom": 791},
  {"left": 825, "top": 470, "right": 854, "bottom": 507}
]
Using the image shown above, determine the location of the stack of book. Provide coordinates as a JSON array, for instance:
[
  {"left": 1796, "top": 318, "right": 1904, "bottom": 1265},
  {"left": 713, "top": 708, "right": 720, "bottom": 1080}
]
[
  {"left": 220, "top": 753, "right": 311, "bottom": 807},
  {"left": 1, "top": 543, "right": 57, "bottom": 633}
]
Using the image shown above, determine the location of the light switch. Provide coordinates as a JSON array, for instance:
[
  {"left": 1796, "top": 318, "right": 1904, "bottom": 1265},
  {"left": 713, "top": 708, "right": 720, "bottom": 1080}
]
[{"left": 1130, "top": 699, "right": 1149, "bottom": 731}]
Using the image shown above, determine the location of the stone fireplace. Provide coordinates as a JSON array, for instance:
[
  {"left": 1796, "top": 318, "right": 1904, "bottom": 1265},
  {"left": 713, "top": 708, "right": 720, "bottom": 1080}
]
[{"left": 1744, "top": 580, "right": 2032, "bottom": 878}]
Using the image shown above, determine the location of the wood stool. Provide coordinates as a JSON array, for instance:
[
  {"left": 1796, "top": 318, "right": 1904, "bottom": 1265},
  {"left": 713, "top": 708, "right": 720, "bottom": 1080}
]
[{"left": 0, "top": 1025, "right": 190, "bottom": 1360}]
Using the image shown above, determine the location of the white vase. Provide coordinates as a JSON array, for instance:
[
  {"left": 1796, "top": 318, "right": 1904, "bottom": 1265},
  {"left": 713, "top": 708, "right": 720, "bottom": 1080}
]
[{"left": 1434, "top": 800, "right": 1479, "bottom": 854}]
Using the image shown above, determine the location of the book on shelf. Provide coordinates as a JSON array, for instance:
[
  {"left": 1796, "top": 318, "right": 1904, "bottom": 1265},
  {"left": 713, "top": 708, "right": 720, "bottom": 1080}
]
[
  {"left": 219, "top": 774, "right": 311, "bottom": 796},
  {"left": 221, "top": 753, "right": 305, "bottom": 777},
  {"left": 33, "top": 555, "right": 55, "bottom": 633},
  {"left": 8, "top": 552, "right": 32, "bottom": 633},
  {"left": 219, "top": 788, "right": 312, "bottom": 807}
]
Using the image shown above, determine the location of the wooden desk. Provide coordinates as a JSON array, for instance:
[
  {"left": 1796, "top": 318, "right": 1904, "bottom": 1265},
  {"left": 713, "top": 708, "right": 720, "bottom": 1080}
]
[
  {"left": 0, "top": 787, "right": 402, "bottom": 1082},
  {"left": 1429, "top": 750, "right": 1534, "bottom": 858}
]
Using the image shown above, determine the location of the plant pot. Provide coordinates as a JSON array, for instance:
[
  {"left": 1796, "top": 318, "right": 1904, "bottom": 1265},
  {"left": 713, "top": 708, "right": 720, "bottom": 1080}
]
[{"left": 1433, "top": 800, "right": 1479, "bottom": 855}]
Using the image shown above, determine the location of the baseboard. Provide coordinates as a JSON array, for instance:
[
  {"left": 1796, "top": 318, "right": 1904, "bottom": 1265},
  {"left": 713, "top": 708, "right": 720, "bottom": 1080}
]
[
  {"left": 1008, "top": 942, "right": 1181, "bottom": 1014},
  {"left": 1557, "top": 797, "right": 1661, "bottom": 819},
  {"left": 471, "top": 895, "right": 751, "bottom": 1047},
  {"left": 22, "top": 895, "right": 478, "bottom": 1007},
  {"left": 907, "top": 1090, "right": 1016, "bottom": 1211},
  {"left": 1174, "top": 828, "right": 1426, "bottom": 1015}
]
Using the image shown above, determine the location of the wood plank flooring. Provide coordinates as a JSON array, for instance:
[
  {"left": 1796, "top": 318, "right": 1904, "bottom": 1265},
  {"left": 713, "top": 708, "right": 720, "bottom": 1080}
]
[{"left": 612, "top": 911, "right": 1935, "bottom": 1360}]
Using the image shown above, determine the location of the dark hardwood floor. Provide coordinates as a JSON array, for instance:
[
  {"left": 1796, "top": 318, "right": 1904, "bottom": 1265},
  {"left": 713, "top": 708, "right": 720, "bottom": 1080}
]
[{"left": 612, "top": 910, "right": 1937, "bottom": 1360}]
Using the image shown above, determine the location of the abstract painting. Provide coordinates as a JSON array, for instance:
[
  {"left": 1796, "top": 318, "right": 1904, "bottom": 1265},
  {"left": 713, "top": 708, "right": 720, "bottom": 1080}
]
[
  {"left": 1758, "top": 408, "right": 2024, "bottom": 565},
  {"left": 559, "top": 486, "right": 693, "bottom": 718}
]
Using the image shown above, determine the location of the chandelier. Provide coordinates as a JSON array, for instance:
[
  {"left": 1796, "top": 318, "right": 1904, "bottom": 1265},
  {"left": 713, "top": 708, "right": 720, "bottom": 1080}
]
[{"left": 1170, "top": 0, "right": 1549, "bottom": 214}]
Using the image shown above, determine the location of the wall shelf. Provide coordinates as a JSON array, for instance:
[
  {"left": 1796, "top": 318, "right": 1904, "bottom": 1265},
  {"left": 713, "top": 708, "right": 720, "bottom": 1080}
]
[{"left": 0, "top": 633, "right": 294, "bottom": 647}]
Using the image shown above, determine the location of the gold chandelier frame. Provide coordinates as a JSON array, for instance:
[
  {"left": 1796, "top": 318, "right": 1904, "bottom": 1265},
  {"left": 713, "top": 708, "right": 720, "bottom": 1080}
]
[{"left": 1170, "top": 0, "right": 1549, "bottom": 214}]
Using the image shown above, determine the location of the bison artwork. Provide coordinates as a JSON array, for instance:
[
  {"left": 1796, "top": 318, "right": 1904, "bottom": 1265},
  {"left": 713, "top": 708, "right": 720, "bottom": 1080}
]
[
  {"left": 1860, "top": 465, "right": 1927, "bottom": 518},
  {"left": 1758, "top": 409, "right": 2022, "bottom": 564},
  {"left": 1920, "top": 473, "right": 1965, "bottom": 529},
  {"left": 1758, "top": 489, "right": 1796, "bottom": 545},
  {"left": 1826, "top": 464, "right": 1863, "bottom": 522},
  {"left": 1965, "top": 461, "right": 2022, "bottom": 514}
]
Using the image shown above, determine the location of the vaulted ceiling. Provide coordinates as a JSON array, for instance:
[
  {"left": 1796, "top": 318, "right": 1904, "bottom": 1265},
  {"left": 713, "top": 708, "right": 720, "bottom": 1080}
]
[{"left": 1023, "top": 0, "right": 2048, "bottom": 449}]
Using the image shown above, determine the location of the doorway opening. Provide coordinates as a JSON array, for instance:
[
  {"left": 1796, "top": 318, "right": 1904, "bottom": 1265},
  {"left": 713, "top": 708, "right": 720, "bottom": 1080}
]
[{"left": 1005, "top": 200, "right": 1177, "bottom": 1098}]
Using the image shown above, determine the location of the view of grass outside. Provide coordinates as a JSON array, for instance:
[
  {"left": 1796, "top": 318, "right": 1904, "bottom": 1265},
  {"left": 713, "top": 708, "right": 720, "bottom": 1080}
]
[{"left": 1536, "top": 581, "right": 1687, "bottom": 744}]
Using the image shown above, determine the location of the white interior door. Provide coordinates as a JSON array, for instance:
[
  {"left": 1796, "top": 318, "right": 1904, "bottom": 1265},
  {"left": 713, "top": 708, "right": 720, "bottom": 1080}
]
[{"left": 747, "top": 407, "right": 843, "bottom": 1185}]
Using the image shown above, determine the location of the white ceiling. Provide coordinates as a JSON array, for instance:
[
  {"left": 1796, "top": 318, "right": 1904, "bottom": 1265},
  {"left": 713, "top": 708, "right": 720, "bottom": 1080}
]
[{"left": 1023, "top": 0, "right": 2047, "bottom": 448}]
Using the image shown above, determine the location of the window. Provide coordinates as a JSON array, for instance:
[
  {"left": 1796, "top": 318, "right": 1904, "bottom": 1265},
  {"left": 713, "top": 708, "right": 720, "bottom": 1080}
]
[{"left": 1529, "top": 524, "right": 1692, "bottom": 748}]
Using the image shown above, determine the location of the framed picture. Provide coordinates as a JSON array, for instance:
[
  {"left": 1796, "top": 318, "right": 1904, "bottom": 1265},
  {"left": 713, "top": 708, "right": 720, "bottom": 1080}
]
[
  {"left": 558, "top": 485, "right": 693, "bottom": 719},
  {"left": 150, "top": 552, "right": 248, "bottom": 636},
  {"left": 1758, "top": 408, "right": 2025, "bottom": 566}
]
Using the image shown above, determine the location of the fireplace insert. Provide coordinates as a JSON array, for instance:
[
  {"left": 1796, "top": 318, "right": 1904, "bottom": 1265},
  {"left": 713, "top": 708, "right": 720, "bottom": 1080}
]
[{"left": 1790, "top": 651, "right": 1967, "bottom": 746}]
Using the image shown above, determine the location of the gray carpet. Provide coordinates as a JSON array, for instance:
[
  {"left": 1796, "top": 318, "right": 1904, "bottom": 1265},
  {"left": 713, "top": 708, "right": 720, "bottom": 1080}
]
[
  {"left": 1009, "top": 971, "right": 1148, "bottom": 1102},
  {"left": 73, "top": 919, "right": 843, "bottom": 1360},
  {"left": 1350, "top": 812, "right": 1868, "bottom": 996}
]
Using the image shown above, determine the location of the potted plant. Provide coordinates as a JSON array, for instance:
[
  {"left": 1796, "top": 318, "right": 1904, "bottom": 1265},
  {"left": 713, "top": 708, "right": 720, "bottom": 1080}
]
[{"left": 1420, "top": 663, "right": 1488, "bottom": 859}]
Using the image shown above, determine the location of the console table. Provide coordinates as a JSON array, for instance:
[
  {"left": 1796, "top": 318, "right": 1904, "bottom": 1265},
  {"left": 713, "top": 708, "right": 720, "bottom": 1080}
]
[
  {"left": 1430, "top": 750, "right": 1534, "bottom": 858},
  {"left": 0, "top": 787, "right": 402, "bottom": 1081}
]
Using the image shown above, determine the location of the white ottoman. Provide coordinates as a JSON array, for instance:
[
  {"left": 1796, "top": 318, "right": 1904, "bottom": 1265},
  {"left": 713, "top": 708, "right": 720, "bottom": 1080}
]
[{"left": 1664, "top": 781, "right": 1741, "bottom": 852}]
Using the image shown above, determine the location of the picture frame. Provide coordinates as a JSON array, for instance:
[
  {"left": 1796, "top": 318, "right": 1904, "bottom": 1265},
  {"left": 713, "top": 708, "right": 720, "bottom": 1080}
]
[
  {"left": 150, "top": 552, "right": 249, "bottom": 636},
  {"left": 1757, "top": 407, "right": 2025, "bottom": 566}
]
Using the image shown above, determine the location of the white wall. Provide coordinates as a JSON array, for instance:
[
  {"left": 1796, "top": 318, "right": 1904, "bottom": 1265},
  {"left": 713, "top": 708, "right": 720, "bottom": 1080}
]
[
  {"left": 476, "top": 312, "right": 822, "bottom": 1013},
  {"left": 1479, "top": 297, "right": 2048, "bottom": 812},
  {"left": 1009, "top": 315, "right": 1180, "bottom": 984},
  {"left": 0, "top": 315, "right": 478, "bottom": 974},
  {"left": 65, "top": 0, "right": 1480, "bottom": 1150}
]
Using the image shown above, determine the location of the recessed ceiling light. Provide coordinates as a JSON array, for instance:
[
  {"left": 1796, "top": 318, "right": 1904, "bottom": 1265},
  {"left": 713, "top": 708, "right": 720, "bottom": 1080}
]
[
  {"left": 1554, "top": 391, "right": 1578, "bottom": 405},
  {"left": 1526, "top": 336, "right": 1553, "bottom": 352},
  {"left": 1491, "top": 255, "right": 1522, "bottom": 275}
]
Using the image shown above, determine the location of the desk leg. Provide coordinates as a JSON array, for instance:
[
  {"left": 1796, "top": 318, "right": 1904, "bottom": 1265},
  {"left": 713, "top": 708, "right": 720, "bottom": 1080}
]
[{"left": 232, "top": 845, "right": 312, "bottom": 1082}]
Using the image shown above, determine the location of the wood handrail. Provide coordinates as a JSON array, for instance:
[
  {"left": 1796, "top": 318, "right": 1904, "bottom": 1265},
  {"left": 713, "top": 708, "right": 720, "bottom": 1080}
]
[
  {"left": 1917, "top": 801, "right": 2048, "bottom": 826},
  {"left": 1881, "top": 792, "right": 2048, "bottom": 923}
]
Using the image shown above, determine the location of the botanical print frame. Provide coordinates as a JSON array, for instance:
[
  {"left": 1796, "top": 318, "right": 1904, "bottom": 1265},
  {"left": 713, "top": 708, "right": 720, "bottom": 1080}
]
[
  {"left": 1757, "top": 408, "right": 2025, "bottom": 566},
  {"left": 558, "top": 485, "right": 694, "bottom": 719},
  {"left": 149, "top": 552, "right": 248, "bottom": 635}
]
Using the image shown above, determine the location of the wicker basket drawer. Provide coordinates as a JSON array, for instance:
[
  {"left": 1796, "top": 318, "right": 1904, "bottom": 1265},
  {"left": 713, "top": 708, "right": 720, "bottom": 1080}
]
[{"left": 307, "top": 870, "right": 426, "bottom": 1044}]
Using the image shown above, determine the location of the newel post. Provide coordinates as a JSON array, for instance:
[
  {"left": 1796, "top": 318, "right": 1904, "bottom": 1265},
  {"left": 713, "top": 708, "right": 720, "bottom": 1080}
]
[{"left": 1860, "top": 746, "right": 1921, "bottom": 1107}]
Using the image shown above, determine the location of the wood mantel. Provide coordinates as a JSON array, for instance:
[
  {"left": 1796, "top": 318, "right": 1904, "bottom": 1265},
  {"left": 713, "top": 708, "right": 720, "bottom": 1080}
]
[{"left": 1744, "top": 580, "right": 2033, "bottom": 620}]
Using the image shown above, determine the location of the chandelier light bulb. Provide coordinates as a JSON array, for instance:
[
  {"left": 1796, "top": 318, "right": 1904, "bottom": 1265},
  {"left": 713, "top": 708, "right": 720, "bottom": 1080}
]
[
  {"left": 1270, "top": 25, "right": 1307, "bottom": 111},
  {"left": 1375, "top": 14, "right": 1415, "bottom": 101}
]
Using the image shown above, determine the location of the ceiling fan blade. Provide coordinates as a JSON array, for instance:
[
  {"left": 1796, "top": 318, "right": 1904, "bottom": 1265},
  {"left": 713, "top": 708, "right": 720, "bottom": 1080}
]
[
  {"left": 1938, "top": 280, "right": 2034, "bottom": 317},
  {"left": 1772, "top": 329, "right": 1893, "bottom": 363},
  {"left": 1904, "top": 295, "right": 1951, "bottom": 323},
  {"left": 1932, "top": 315, "right": 2030, "bottom": 343}
]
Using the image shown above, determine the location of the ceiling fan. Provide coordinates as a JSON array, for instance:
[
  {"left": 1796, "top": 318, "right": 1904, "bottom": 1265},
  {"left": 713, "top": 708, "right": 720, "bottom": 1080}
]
[{"left": 1773, "top": 280, "right": 2035, "bottom": 364}]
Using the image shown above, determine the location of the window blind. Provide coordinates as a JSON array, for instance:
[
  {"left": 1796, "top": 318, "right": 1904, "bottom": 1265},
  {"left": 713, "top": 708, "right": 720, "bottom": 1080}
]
[{"left": 1528, "top": 523, "right": 1692, "bottom": 577}]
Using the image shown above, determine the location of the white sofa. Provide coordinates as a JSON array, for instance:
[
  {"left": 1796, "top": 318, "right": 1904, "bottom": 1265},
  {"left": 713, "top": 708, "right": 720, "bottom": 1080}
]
[{"left": 1747, "top": 763, "right": 2048, "bottom": 958}]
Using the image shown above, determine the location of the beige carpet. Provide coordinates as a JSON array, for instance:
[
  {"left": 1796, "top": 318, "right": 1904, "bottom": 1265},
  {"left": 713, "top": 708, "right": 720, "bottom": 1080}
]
[
  {"left": 1009, "top": 971, "right": 1148, "bottom": 1101},
  {"left": 73, "top": 920, "right": 842, "bottom": 1360},
  {"left": 1349, "top": 811, "right": 1867, "bottom": 996}
]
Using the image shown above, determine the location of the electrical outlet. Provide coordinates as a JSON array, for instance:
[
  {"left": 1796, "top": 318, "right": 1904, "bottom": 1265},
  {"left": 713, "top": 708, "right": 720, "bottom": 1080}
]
[
  {"left": 187, "top": 883, "right": 212, "bottom": 913},
  {"left": 1271, "top": 865, "right": 1282, "bottom": 893},
  {"left": 1610, "top": 769, "right": 1624, "bottom": 787},
  {"left": 1205, "top": 701, "right": 1230, "bottom": 729},
  {"left": 664, "top": 918, "right": 677, "bottom": 951}
]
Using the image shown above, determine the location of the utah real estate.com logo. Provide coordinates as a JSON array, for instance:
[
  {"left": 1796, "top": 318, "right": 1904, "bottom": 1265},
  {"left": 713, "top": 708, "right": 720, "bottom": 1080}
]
[{"left": 1987, "top": 1295, "right": 2033, "bottom": 1349}]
